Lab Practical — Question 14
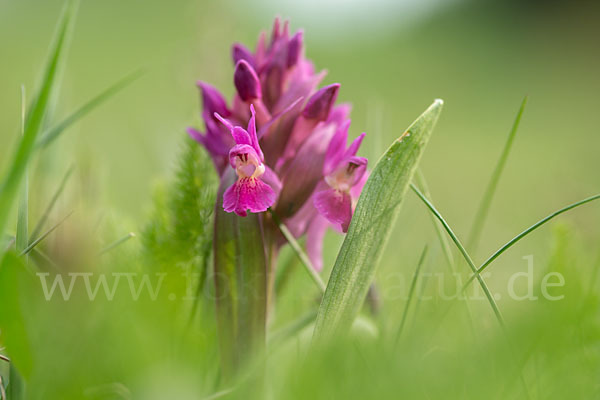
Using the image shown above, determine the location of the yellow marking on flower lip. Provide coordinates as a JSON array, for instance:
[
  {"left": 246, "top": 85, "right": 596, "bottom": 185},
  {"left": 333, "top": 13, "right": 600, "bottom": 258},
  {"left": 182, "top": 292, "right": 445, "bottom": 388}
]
[
  {"left": 236, "top": 160, "right": 265, "bottom": 179},
  {"left": 251, "top": 163, "right": 265, "bottom": 179},
  {"left": 325, "top": 173, "right": 351, "bottom": 192}
]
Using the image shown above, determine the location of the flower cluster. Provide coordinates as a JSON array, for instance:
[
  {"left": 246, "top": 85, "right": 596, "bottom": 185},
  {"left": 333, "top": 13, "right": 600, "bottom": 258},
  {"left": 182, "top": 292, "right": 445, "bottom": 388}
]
[{"left": 188, "top": 19, "right": 368, "bottom": 270}]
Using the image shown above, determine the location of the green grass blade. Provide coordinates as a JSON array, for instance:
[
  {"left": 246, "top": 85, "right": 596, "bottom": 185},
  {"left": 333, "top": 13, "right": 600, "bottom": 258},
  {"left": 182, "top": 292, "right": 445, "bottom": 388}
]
[
  {"left": 0, "top": 0, "right": 78, "bottom": 243},
  {"left": 268, "top": 310, "right": 318, "bottom": 348},
  {"left": 312, "top": 99, "right": 443, "bottom": 341},
  {"left": 395, "top": 245, "right": 428, "bottom": 343},
  {"left": 270, "top": 210, "right": 326, "bottom": 293},
  {"left": 415, "top": 171, "right": 455, "bottom": 268},
  {"left": 16, "top": 86, "right": 28, "bottom": 253},
  {"left": 410, "top": 183, "right": 505, "bottom": 326},
  {"left": 467, "top": 96, "right": 527, "bottom": 253},
  {"left": 463, "top": 193, "right": 600, "bottom": 289},
  {"left": 11, "top": 87, "right": 29, "bottom": 400},
  {"left": 29, "top": 165, "right": 74, "bottom": 242},
  {"left": 21, "top": 211, "right": 74, "bottom": 256},
  {"left": 97, "top": 232, "right": 136, "bottom": 255},
  {"left": 37, "top": 70, "right": 144, "bottom": 148}
]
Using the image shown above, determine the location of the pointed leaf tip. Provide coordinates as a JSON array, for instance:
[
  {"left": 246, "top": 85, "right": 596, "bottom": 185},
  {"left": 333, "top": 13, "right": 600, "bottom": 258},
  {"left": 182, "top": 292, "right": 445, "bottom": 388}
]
[{"left": 312, "top": 99, "right": 443, "bottom": 342}]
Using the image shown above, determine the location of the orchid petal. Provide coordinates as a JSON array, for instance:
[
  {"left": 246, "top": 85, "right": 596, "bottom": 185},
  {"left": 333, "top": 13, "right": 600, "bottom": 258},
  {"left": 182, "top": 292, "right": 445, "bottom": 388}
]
[
  {"left": 234, "top": 60, "right": 262, "bottom": 101},
  {"left": 197, "top": 81, "right": 230, "bottom": 117},
  {"left": 232, "top": 43, "right": 256, "bottom": 69},
  {"left": 223, "top": 177, "right": 276, "bottom": 217},
  {"left": 341, "top": 156, "right": 368, "bottom": 187},
  {"left": 247, "top": 104, "right": 264, "bottom": 160},
  {"left": 323, "top": 120, "right": 350, "bottom": 176},
  {"left": 276, "top": 123, "right": 337, "bottom": 218},
  {"left": 314, "top": 188, "right": 352, "bottom": 233},
  {"left": 306, "top": 214, "right": 329, "bottom": 272},
  {"left": 344, "top": 132, "right": 366, "bottom": 159},
  {"left": 213, "top": 112, "right": 234, "bottom": 131},
  {"left": 261, "top": 165, "right": 282, "bottom": 195},
  {"left": 303, "top": 83, "right": 340, "bottom": 121},
  {"left": 287, "top": 30, "right": 303, "bottom": 68},
  {"left": 228, "top": 144, "right": 261, "bottom": 169}
]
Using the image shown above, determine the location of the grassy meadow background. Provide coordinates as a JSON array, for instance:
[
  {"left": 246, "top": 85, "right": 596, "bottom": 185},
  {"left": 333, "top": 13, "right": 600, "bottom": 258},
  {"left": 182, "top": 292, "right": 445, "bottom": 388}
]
[{"left": 0, "top": 0, "right": 599, "bottom": 398}]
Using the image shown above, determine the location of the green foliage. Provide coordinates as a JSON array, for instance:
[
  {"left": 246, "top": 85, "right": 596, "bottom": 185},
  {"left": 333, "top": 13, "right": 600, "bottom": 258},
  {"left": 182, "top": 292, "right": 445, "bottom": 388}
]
[
  {"left": 37, "top": 70, "right": 144, "bottom": 148},
  {"left": 467, "top": 96, "right": 528, "bottom": 254},
  {"left": 0, "top": 252, "right": 34, "bottom": 379},
  {"left": 313, "top": 99, "right": 443, "bottom": 341},
  {"left": 143, "top": 136, "right": 217, "bottom": 271},
  {"left": 0, "top": 0, "right": 77, "bottom": 246},
  {"left": 212, "top": 169, "right": 267, "bottom": 379}
]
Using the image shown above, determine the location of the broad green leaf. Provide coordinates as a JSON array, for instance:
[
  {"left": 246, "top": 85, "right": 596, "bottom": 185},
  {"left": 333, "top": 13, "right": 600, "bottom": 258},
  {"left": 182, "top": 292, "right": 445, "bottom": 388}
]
[
  {"left": 213, "top": 169, "right": 267, "bottom": 378},
  {"left": 0, "top": 0, "right": 78, "bottom": 243},
  {"left": 312, "top": 99, "right": 443, "bottom": 341}
]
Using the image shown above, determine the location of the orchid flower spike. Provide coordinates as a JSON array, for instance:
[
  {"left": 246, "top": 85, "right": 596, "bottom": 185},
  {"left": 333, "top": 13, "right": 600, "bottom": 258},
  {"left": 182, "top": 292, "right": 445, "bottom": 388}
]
[{"left": 189, "top": 18, "right": 370, "bottom": 272}]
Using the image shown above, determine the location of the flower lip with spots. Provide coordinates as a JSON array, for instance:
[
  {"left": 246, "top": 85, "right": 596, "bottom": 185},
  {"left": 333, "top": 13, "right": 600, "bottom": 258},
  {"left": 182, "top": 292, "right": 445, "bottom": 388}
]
[{"left": 215, "top": 105, "right": 278, "bottom": 217}]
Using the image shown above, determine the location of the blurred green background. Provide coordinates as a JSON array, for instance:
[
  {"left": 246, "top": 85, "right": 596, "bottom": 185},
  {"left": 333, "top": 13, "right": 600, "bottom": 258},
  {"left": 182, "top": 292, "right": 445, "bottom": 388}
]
[{"left": 1, "top": 0, "right": 600, "bottom": 397}]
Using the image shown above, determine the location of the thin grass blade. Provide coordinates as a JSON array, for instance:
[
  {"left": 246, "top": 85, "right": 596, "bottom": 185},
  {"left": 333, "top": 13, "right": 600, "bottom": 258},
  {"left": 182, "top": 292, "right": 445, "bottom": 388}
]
[
  {"left": 467, "top": 96, "right": 527, "bottom": 253},
  {"left": 410, "top": 183, "right": 504, "bottom": 326},
  {"left": 0, "top": 0, "right": 78, "bottom": 242},
  {"left": 268, "top": 310, "right": 318, "bottom": 348},
  {"left": 98, "top": 232, "right": 136, "bottom": 255},
  {"left": 16, "top": 86, "right": 28, "bottom": 253},
  {"left": 415, "top": 171, "right": 454, "bottom": 268},
  {"left": 29, "top": 165, "right": 74, "bottom": 242},
  {"left": 462, "top": 193, "right": 600, "bottom": 289},
  {"left": 270, "top": 210, "right": 326, "bottom": 293},
  {"left": 312, "top": 99, "right": 443, "bottom": 341},
  {"left": 395, "top": 245, "right": 428, "bottom": 343},
  {"left": 21, "top": 211, "right": 74, "bottom": 256},
  {"left": 37, "top": 70, "right": 144, "bottom": 148}
]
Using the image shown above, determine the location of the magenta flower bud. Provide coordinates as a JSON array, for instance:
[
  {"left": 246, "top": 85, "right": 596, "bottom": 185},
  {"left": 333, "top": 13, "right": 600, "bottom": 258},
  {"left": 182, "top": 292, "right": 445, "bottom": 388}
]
[
  {"left": 197, "top": 81, "right": 230, "bottom": 118},
  {"left": 234, "top": 60, "right": 262, "bottom": 102},
  {"left": 302, "top": 83, "right": 340, "bottom": 121},
  {"left": 232, "top": 43, "right": 256, "bottom": 69},
  {"left": 287, "top": 31, "right": 303, "bottom": 68}
]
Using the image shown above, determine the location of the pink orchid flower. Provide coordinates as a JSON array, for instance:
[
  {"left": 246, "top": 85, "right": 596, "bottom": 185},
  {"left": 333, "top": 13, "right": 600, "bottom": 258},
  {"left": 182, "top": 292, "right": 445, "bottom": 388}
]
[
  {"left": 314, "top": 122, "right": 367, "bottom": 233},
  {"left": 215, "top": 105, "right": 281, "bottom": 217}
]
